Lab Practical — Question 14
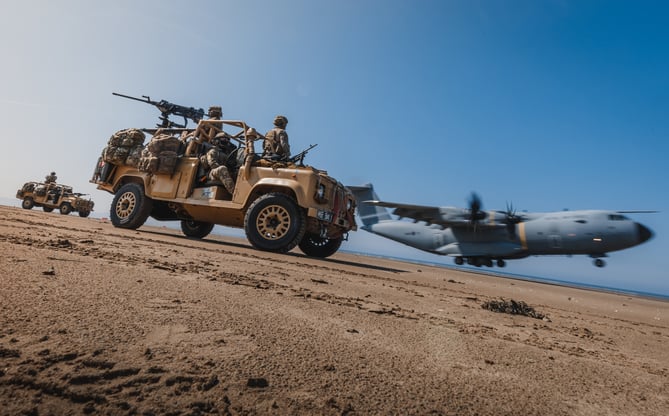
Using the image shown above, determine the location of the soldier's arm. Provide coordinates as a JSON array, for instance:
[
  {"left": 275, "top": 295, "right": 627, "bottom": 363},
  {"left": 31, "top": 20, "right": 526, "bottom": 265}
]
[
  {"left": 206, "top": 148, "right": 221, "bottom": 169},
  {"left": 280, "top": 131, "right": 290, "bottom": 155}
]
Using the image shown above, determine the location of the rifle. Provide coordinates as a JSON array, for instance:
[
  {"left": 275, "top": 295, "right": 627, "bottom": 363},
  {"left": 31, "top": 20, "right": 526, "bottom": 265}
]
[
  {"left": 290, "top": 144, "right": 318, "bottom": 166},
  {"left": 113, "top": 92, "right": 205, "bottom": 129}
]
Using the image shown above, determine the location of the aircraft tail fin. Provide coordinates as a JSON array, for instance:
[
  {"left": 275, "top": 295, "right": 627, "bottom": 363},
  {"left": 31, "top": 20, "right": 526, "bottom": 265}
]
[{"left": 347, "top": 183, "right": 392, "bottom": 226}]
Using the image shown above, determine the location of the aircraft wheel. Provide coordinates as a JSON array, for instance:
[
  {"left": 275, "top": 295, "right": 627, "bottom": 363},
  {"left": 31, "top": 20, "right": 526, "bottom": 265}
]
[
  {"left": 59, "top": 202, "right": 73, "bottom": 215},
  {"left": 496, "top": 259, "right": 506, "bottom": 267},
  {"left": 484, "top": 258, "right": 493, "bottom": 267},
  {"left": 180, "top": 220, "right": 214, "bottom": 239},
  {"left": 22, "top": 197, "right": 34, "bottom": 210},
  {"left": 43, "top": 206, "right": 54, "bottom": 213},
  {"left": 454, "top": 257, "right": 464, "bottom": 266},
  {"left": 298, "top": 233, "right": 343, "bottom": 258},
  {"left": 244, "top": 193, "right": 306, "bottom": 253},
  {"left": 594, "top": 258, "right": 605, "bottom": 268},
  {"left": 110, "top": 183, "right": 153, "bottom": 229}
]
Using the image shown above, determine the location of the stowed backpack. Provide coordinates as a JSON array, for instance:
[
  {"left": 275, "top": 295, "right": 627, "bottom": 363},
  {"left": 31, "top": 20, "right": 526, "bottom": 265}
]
[
  {"left": 102, "top": 128, "right": 145, "bottom": 167},
  {"left": 137, "top": 133, "right": 183, "bottom": 175}
]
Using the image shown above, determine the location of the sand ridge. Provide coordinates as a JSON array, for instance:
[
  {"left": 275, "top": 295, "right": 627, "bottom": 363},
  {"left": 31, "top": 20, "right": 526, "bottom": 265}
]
[{"left": 1, "top": 205, "right": 667, "bottom": 415}]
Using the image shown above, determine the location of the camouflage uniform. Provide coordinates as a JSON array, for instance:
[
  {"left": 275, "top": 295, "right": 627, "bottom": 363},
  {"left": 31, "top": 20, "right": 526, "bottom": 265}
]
[
  {"left": 186, "top": 106, "right": 224, "bottom": 156},
  {"left": 200, "top": 142, "right": 235, "bottom": 194},
  {"left": 263, "top": 115, "right": 290, "bottom": 160},
  {"left": 45, "top": 172, "right": 57, "bottom": 183}
]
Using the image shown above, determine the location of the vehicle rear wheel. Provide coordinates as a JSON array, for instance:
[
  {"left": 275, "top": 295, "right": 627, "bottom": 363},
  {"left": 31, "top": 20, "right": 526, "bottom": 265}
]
[
  {"left": 43, "top": 206, "right": 54, "bottom": 213},
  {"left": 244, "top": 193, "right": 306, "bottom": 253},
  {"left": 79, "top": 210, "right": 90, "bottom": 218},
  {"left": 22, "top": 197, "right": 34, "bottom": 210},
  {"left": 110, "top": 183, "right": 153, "bottom": 229},
  {"left": 180, "top": 220, "right": 214, "bottom": 239},
  {"left": 298, "top": 233, "right": 343, "bottom": 258},
  {"left": 59, "top": 202, "right": 72, "bottom": 215}
]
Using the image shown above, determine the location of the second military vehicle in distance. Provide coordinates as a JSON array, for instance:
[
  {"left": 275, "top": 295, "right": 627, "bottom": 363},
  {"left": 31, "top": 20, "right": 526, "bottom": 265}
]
[
  {"left": 90, "top": 94, "right": 357, "bottom": 258},
  {"left": 17, "top": 181, "right": 95, "bottom": 217}
]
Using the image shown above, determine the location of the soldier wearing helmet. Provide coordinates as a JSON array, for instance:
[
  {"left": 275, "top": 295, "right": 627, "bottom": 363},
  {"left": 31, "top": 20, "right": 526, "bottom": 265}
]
[
  {"left": 208, "top": 106, "right": 222, "bottom": 119},
  {"left": 263, "top": 115, "right": 290, "bottom": 161},
  {"left": 185, "top": 105, "right": 225, "bottom": 156},
  {"left": 45, "top": 172, "right": 57, "bottom": 183}
]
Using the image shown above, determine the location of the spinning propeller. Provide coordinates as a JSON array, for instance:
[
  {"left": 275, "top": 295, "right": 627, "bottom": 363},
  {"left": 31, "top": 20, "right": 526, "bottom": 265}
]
[
  {"left": 503, "top": 202, "right": 522, "bottom": 239},
  {"left": 467, "top": 192, "right": 486, "bottom": 224}
]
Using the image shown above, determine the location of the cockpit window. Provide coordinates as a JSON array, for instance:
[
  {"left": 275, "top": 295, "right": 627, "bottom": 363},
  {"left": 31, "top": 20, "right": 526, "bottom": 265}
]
[{"left": 608, "top": 214, "right": 628, "bottom": 221}]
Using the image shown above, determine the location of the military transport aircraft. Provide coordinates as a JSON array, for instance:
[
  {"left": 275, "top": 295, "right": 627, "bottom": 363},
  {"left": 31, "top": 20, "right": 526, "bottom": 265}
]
[{"left": 348, "top": 184, "right": 654, "bottom": 268}]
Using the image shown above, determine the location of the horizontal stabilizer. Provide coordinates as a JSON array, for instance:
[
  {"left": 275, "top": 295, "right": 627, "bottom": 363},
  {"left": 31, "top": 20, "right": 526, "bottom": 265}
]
[{"left": 347, "top": 184, "right": 392, "bottom": 226}]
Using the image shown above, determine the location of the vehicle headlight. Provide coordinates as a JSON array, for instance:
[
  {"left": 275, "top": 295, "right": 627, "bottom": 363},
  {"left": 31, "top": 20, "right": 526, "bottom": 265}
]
[{"left": 316, "top": 183, "right": 326, "bottom": 201}]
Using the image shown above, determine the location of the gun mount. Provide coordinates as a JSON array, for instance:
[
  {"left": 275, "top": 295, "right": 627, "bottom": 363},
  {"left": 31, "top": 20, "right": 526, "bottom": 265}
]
[{"left": 113, "top": 92, "right": 205, "bottom": 128}]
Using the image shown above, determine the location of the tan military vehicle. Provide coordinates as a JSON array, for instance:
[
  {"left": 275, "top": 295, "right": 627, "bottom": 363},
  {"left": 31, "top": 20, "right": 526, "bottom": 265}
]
[
  {"left": 17, "top": 181, "right": 95, "bottom": 217},
  {"left": 90, "top": 117, "right": 357, "bottom": 258}
]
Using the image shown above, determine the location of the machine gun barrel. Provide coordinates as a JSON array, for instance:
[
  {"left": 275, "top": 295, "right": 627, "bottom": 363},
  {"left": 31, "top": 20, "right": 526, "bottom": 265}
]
[
  {"left": 112, "top": 92, "right": 205, "bottom": 129},
  {"left": 290, "top": 144, "right": 318, "bottom": 166}
]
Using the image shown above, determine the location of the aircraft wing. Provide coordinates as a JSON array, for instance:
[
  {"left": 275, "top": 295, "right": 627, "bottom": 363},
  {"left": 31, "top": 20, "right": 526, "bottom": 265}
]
[
  {"left": 365, "top": 200, "right": 507, "bottom": 230},
  {"left": 367, "top": 200, "right": 443, "bottom": 224}
]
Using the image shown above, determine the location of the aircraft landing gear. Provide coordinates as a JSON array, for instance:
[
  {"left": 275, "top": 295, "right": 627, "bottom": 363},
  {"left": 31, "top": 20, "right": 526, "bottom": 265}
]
[
  {"left": 593, "top": 258, "right": 606, "bottom": 268},
  {"left": 457, "top": 257, "right": 505, "bottom": 267}
]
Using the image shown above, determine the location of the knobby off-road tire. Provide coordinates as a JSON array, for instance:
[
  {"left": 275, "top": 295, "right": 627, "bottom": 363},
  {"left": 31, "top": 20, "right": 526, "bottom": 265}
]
[
  {"left": 79, "top": 210, "right": 91, "bottom": 218},
  {"left": 43, "top": 206, "right": 54, "bottom": 213},
  {"left": 298, "top": 233, "right": 343, "bottom": 258},
  {"left": 244, "top": 193, "right": 306, "bottom": 253},
  {"left": 59, "top": 202, "right": 73, "bottom": 215},
  {"left": 110, "top": 183, "right": 153, "bottom": 229},
  {"left": 180, "top": 220, "right": 214, "bottom": 239},
  {"left": 22, "top": 197, "right": 34, "bottom": 210}
]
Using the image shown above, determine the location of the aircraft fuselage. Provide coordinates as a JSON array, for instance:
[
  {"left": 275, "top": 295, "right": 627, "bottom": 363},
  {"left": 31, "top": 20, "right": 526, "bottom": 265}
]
[{"left": 362, "top": 210, "right": 652, "bottom": 267}]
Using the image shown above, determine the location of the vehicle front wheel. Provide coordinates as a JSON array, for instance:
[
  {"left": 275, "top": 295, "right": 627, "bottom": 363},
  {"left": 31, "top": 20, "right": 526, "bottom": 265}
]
[
  {"left": 79, "top": 210, "right": 90, "bottom": 218},
  {"left": 43, "top": 206, "right": 54, "bottom": 213},
  {"left": 298, "top": 233, "right": 343, "bottom": 258},
  {"left": 244, "top": 193, "right": 306, "bottom": 253},
  {"left": 22, "top": 197, "right": 34, "bottom": 210},
  {"left": 180, "top": 220, "right": 214, "bottom": 239},
  {"left": 110, "top": 183, "right": 153, "bottom": 229},
  {"left": 59, "top": 202, "right": 72, "bottom": 215}
]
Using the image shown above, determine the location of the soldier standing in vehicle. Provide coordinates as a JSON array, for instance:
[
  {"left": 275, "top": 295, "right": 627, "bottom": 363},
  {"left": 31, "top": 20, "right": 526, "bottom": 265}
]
[
  {"left": 200, "top": 137, "right": 235, "bottom": 195},
  {"left": 45, "top": 172, "right": 57, "bottom": 183},
  {"left": 185, "top": 106, "right": 225, "bottom": 156},
  {"left": 263, "top": 115, "right": 290, "bottom": 160}
]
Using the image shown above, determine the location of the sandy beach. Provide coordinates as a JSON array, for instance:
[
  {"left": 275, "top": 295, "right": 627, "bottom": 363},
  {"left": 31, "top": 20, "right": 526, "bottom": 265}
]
[{"left": 1, "top": 204, "right": 667, "bottom": 415}]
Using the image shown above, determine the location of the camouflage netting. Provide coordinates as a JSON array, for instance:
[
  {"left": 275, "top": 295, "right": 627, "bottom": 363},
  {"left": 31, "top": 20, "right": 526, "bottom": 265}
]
[
  {"left": 102, "top": 128, "right": 146, "bottom": 167},
  {"left": 138, "top": 134, "right": 182, "bottom": 175},
  {"left": 481, "top": 298, "right": 546, "bottom": 319}
]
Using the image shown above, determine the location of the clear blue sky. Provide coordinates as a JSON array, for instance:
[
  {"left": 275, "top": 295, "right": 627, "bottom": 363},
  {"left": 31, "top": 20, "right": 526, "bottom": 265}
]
[{"left": 1, "top": 0, "right": 666, "bottom": 295}]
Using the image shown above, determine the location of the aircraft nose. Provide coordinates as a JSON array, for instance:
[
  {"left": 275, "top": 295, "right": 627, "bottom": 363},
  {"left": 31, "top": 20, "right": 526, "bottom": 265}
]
[{"left": 636, "top": 223, "right": 653, "bottom": 244}]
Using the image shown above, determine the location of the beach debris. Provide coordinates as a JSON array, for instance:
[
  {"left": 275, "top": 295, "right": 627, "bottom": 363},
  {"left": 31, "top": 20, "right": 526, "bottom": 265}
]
[
  {"left": 247, "top": 377, "right": 269, "bottom": 388},
  {"left": 42, "top": 267, "right": 55, "bottom": 276},
  {"left": 481, "top": 298, "right": 545, "bottom": 319}
]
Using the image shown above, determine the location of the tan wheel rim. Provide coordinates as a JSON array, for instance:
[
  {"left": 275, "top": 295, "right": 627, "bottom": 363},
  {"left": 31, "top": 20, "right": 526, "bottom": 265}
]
[
  {"left": 115, "top": 191, "right": 137, "bottom": 220},
  {"left": 256, "top": 204, "right": 291, "bottom": 240}
]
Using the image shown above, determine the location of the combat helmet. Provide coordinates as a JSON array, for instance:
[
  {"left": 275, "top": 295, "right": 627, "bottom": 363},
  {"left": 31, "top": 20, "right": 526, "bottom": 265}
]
[
  {"left": 273, "top": 115, "right": 288, "bottom": 128},
  {"left": 208, "top": 106, "right": 222, "bottom": 119}
]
